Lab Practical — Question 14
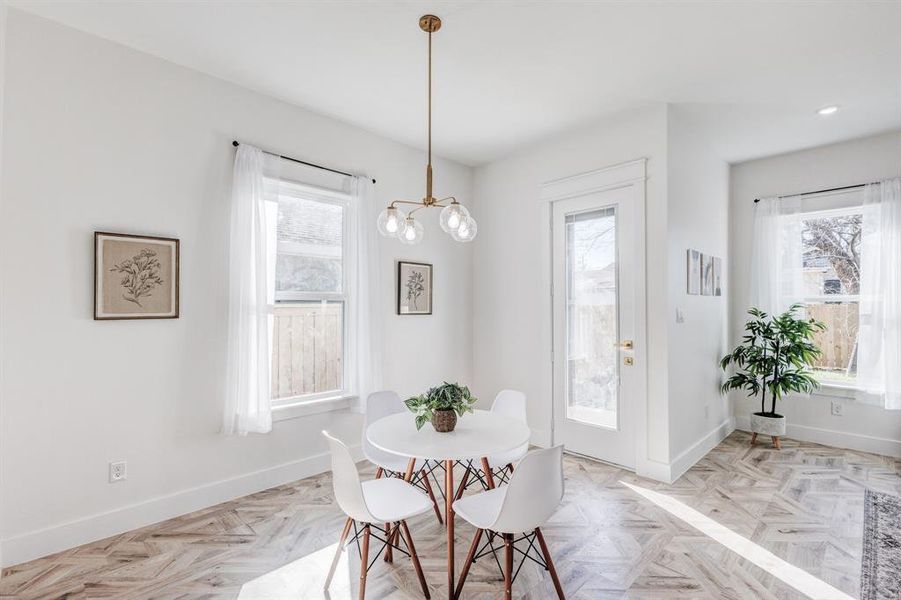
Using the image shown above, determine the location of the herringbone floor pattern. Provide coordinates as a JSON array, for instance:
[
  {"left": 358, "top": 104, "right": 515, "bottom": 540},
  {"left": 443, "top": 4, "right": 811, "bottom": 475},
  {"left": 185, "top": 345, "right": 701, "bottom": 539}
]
[{"left": 2, "top": 431, "right": 899, "bottom": 599}]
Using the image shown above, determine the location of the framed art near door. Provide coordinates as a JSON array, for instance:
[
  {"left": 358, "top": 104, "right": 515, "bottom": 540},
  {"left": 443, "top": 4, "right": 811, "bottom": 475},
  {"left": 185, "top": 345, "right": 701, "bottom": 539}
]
[
  {"left": 397, "top": 261, "right": 432, "bottom": 315},
  {"left": 94, "top": 232, "right": 180, "bottom": 320}
]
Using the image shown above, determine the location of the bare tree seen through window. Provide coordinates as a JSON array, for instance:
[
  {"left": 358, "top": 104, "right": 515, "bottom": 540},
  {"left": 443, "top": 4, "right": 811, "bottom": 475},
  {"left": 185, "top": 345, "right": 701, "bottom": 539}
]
[{"left": 800, "top": 213, "right": 862, "bottom": 381}]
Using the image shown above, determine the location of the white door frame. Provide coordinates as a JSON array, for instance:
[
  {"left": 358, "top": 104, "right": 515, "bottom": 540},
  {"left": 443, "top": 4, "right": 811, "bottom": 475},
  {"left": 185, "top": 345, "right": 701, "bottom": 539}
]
[{"left": 542, "top": 159, "right": 649, "bottom": 472}]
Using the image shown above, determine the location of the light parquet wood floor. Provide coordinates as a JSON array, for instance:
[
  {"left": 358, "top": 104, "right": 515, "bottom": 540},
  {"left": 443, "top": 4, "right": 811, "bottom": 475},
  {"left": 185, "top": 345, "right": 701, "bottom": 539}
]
[{"left": 2, "top": 431, "right": 900, "bottom": 599}]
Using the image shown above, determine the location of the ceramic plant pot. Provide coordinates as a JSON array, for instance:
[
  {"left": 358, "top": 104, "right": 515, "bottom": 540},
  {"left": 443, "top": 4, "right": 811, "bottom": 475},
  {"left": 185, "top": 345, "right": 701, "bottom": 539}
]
[
  {"left": 431, "top": 409, "right": 457, "bottom": 432},
  {"left": 750, "top": 412, "right": 786, "bottom": 436}
]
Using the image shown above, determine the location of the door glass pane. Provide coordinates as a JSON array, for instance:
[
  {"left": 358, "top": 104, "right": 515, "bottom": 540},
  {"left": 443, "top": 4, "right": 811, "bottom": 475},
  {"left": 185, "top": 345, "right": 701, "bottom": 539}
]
[{"left": 565, "top": 207, "right": 618, "bottom": 429}]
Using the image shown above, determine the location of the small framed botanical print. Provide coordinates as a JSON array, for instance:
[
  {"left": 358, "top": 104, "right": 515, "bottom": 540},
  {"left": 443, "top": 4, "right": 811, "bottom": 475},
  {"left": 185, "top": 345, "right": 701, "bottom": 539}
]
[
  {"left": 397, "top": 261, "right": 432, "bottom": 315},
  {"left": 94, "top": 232, "right": 179, "bottom": 320},
  {"left": 686, "top": 249, "right": 701, "bottom": 295}
]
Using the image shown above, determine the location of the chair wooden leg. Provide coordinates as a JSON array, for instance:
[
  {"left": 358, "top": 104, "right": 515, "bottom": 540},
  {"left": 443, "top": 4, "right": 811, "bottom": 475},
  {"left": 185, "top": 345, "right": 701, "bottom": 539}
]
[
  {"left": 384, "top": 522, "right": 394, "bottom": 562},
  {"left": 400, "top": 520, "right": 430, "bottom": 599},
  {"left": 507, "top": 463, "right": 515, "bottom": 474},
  {"left": 481, "top": 457, "right": 496, "bottom": 489},
  {"left": 454, "top": 466, "right": 471, "bottom": 501},
  {"left": 454, "top": 528, "right": 483, "bottom": 600},
  {"left": 535, "top": 528, "right": 565, "bottom": 599},
  {"left": 358, "top": 524, "right": 371, "bottom": 600},
  {"left": 324, "top": 517, "right": 354, "bottom": 591},
  {"left": 504, "top": 533, "right": 514, "bottom": 600},
  {"left": 772, "top": 435, "right": 781, "bottom": 450},
  {"left": 421, "top": 469, "right": 444, "bottom": 524},
  {"left": 750, "top": 432, "right": 758, "bottom": 446},
  {"left": 375, "top": 467, "right": 384, "bottom": 479}
]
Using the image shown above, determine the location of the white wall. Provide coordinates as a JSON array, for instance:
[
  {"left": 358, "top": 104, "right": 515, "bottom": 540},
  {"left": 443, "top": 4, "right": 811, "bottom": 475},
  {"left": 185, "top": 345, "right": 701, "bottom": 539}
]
[
  {"left": 729, "top": 130, "right": 901, "bottom": 456},
  {"left": 471, "top": 105, "right": 672, "bottom": 473},
  {"left": 0, "top": 0, "right": 8, "bottom": 572},
  {"left": 665, "top": 107, "right": 731, "bottom": 471},
  {"left": 471, "top": 104, "right": 732, "bottom": 481},
  {"left": 0, "top": 10, "right": 473, "bottom": 566}
]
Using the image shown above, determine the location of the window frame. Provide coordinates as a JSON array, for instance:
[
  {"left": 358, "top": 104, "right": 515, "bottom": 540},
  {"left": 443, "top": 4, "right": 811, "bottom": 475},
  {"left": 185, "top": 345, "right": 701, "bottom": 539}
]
[
  {"left": 267, "top": 177, "right": 354, "bottom": 411},
  {"left": 791, "top": 200, "right": 863, "bottom": 395}
]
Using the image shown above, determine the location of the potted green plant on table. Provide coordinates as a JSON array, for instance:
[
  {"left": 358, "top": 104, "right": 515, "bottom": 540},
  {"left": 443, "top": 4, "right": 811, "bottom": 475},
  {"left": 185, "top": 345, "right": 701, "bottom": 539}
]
[
  {"left": 405, "top": 382, "right": 478, "bottom": 432},
  {"left": 720, "top": 304, "right": 825, "bottom": 449}
]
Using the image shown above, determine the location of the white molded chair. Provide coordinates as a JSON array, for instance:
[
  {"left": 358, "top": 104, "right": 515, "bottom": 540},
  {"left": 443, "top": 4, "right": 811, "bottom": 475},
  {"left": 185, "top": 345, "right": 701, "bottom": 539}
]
[
  {"left": 452, "top": 445, "right": 565, "bottom": 600},
  {"left": 363, "top": 391, "right": 443, "bottom": 523},
  {"left": 454, "top": 390, "right": 529, "bottom": 498},
  {"left": 323, "top": 430, "right": 432, "bottom": 599},
  {"left": 486, "top": 389, "right": 529, "bottom": 471}
]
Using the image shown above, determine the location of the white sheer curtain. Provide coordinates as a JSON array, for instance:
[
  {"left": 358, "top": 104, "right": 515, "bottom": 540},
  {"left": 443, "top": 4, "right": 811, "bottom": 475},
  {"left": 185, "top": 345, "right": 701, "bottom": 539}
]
[
  {"left": 223, "top": 145, "right": 280, "bottom": 435},
  {"left": 857, "top": 178, "right": 901, "bottom": 409},
  {"left": 345, "top": 176, "right": 383, "bottom": 409},
  {"left": 749, "top": 195, "right": 804, "bottom": 316}
]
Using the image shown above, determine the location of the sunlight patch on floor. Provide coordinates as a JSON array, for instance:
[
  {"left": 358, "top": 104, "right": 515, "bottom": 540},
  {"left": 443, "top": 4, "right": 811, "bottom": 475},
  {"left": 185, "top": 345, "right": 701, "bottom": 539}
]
[
  {"left": 621, "top": 481, "right": 855, "bottom": 600},
  {"left": 238, "top": 542, "right": 355, "bottom": 600}
]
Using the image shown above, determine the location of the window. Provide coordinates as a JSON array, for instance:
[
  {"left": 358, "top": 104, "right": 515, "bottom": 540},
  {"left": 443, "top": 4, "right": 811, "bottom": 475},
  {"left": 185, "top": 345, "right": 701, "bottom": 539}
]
[
  {"left": 796, "top": 206, "right": 862, "bottom": 386},
  {"left": 268, "top": 179, "right": 351, "bottom": 404}
]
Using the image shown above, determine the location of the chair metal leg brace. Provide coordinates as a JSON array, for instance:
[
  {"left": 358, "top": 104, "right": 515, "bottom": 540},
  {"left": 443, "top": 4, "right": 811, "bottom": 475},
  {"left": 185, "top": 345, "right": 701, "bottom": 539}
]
[
  {"left": 326, "top": 519, "right": 430, "bottom": 599},
  {"left": 457, "top": 528, "right": 565, "bottom": 599}
]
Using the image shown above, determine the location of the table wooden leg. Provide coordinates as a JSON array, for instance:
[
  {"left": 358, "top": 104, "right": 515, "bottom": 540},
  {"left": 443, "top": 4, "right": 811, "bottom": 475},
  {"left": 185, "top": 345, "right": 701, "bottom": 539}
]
[
  {"left": 480, "top": 457, "right": 496, "bottom": 489},
  {"left": 404, "top": 458, "right": 417, "bottom": 481},
  {"left": 445, "top": 459, "right": 455, "bottom": 600}
]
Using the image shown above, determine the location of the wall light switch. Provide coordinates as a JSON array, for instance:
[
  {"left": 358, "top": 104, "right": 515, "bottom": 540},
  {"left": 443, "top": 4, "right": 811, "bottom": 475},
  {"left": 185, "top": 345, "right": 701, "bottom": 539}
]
[{"left": 676, "top": 308, "right": 685, "bottom": 324}]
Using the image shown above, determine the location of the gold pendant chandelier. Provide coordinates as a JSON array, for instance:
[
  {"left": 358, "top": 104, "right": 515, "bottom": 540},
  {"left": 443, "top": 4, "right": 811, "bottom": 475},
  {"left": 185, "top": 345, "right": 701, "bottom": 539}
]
[{"left": 376, "top": 14, "right": 477, "bottom": 244}]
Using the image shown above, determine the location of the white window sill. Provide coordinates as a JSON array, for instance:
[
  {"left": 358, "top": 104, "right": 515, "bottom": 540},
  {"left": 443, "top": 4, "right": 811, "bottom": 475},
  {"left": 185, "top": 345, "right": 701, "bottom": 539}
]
[
  {"left": 812, "top": 382, "right": 858, "bottom": 400},
  {"left": 272, "top": 394, "right": 356, "bottom": 422}
]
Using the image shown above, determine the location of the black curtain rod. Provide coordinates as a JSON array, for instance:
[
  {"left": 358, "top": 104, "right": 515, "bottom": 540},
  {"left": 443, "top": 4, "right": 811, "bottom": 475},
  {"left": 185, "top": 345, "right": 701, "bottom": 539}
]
[
  {"left": 753, "top": 182, "right": 875, "bottom": 203},
  {"left": 232, "top": 140, "right": 375, "bottom": 184}
]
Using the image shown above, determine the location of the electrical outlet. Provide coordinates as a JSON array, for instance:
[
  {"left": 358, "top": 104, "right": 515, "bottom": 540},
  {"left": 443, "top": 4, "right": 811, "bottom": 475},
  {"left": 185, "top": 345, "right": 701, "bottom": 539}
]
[
  {"left": 109, "top": 461, "right": 127, "bottom": 483},
  {"left": 830, "top": 400, "right": 844, "bottom": 417}
]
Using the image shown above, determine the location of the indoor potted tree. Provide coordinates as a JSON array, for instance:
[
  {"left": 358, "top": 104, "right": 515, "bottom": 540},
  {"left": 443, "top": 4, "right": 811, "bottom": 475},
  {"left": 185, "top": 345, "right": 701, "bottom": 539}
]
[
  {"left": 720, "top": 305, "right": 825, "bottom": 449},
  {"left": 405, "top": 382, "right": 478, "bottom": 432}
]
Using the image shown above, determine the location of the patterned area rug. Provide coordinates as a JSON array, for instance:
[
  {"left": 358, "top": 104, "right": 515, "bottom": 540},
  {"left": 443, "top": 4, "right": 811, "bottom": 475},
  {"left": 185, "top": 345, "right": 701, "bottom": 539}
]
[{"left": 861, "top": 489, "right": 901, "bottom": 600}]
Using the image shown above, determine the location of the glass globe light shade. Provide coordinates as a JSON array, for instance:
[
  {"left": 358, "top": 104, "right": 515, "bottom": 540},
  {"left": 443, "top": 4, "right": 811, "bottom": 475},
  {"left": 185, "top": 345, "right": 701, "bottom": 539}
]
[
  {"left": 398, "top": 217, "right": 424, "bottom": 245},
  {"left": 376, "top": 206, "right": 406, "bottom": 237},
  {"left": 439, "top": 203, "right": 470, "bottom": 234},
  {"left": 451, "top": 216, "right": 478, "bottom": 242}
]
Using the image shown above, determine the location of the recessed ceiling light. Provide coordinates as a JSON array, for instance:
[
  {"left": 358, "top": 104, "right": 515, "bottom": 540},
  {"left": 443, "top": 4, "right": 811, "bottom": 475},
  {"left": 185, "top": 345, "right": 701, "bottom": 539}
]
[{"left": 817, "top": 105, "right": 840, "bottom": 116}]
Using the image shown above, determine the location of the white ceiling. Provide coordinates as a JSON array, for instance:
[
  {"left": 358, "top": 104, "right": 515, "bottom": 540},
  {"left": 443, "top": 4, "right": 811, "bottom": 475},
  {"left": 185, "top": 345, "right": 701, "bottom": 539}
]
[{"left": 11, "top": 1, "right": 901, "bottom": 166}]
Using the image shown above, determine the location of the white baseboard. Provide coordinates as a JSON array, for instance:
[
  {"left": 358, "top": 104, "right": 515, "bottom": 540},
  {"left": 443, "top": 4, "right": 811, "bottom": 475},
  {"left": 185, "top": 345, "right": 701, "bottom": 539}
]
[
  {"left": 0, "top": 445, "right": 362, "bottom": 568},
  {"left": 668, "top": 418, "right": 735, "bottom": 483},
  {"left": 734, "top": 416, "right": 901, "bottom": 458}
]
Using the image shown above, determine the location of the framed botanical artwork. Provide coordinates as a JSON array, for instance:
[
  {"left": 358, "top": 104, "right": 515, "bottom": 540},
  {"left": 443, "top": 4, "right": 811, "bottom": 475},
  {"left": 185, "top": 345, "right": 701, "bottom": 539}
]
[
  {"left": 94, "top": 232, "right": 180, "bottom": 320},
  {"left": 397, "top": 261, "right": 432, "bottom": 315},
  {"left": 700, "top": 253, "right": 715, "bottom": 296},
  {"left": 686, "top": 249, "right": 701, "bottom": 295},
  {"left": 713, "top": 256, "right": 723, "bottom": 297}
]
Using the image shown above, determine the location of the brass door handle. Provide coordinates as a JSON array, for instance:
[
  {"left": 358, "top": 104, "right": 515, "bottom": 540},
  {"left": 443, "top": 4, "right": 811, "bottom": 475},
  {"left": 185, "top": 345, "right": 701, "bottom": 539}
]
[{"left": 616, "top": 340, "right": 634, "bottom": 350}]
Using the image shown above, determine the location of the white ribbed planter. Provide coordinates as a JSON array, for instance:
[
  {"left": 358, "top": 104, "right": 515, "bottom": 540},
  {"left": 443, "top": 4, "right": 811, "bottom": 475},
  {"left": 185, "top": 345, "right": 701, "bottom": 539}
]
[{"left": 750, "top": 412, "right": 786, "bottom": 436}]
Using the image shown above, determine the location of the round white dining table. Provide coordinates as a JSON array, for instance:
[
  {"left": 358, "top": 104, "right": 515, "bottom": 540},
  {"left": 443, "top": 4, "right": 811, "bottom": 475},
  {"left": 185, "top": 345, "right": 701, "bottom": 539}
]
[{"left": 366, "top": 410, "right": 531, "bottom": 599}]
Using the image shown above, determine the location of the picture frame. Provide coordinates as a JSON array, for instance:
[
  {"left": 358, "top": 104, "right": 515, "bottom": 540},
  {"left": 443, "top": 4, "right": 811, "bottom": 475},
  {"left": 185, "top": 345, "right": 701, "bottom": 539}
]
[
  {"left": 713, "top": 256, "right": 723, "bottom": 297},
  {"left": 94, "top": 232, "right": 180, "bottom": 320},
  {"left": 397, "top": 261, "right": 433, "bottom": 315},
  {"left": 700, "top": 253, "right": 715, "bottom": 296},
  {"left": 686, "top": 249, "right": 701, "bottom": 295}
]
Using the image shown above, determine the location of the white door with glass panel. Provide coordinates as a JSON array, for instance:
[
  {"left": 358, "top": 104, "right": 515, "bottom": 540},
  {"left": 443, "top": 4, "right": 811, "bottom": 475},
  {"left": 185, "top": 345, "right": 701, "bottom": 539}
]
[{"left": 552, "top": 186, "right": 638, "bottom": 468}]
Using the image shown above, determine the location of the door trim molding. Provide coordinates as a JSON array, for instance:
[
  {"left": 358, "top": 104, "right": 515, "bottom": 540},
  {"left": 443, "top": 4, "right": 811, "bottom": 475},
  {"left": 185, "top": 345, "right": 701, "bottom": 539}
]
[
  {"left": 543, "top": 158, "right": 649, "bottom": 474},
  {"left": 541, "top": 158, "right": 647, "bottom": 203}
]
